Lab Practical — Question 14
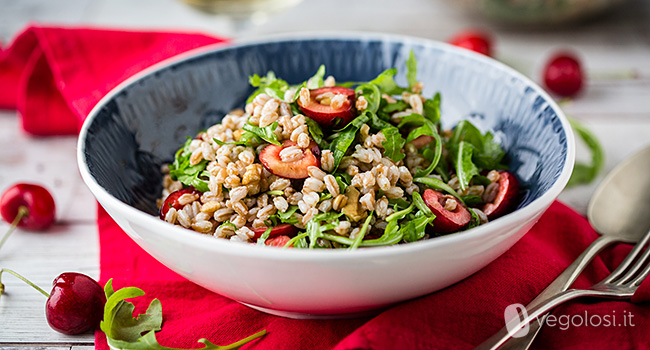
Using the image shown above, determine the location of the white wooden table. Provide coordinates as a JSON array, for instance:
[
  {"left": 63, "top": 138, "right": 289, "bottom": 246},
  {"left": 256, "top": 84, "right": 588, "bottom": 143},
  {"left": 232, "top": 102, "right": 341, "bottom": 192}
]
[{"left": 0, "top": 0, "right": 649, "bottom": 348}]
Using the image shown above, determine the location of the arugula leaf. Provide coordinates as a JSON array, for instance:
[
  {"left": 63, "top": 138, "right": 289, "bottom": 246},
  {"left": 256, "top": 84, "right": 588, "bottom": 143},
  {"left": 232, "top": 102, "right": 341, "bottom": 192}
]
[
  {"left": 402, "top": 117, "right": 443, "bottom": 178},
  {"left": 305, "top": 211, "right": 344, "bottom": 249},
  {"left": 256, "top": 227, "right": 273, "bottom": 246},
  {"left": 567, "top": 117, "right": 604, "bottom": 187},
  {"left": 355, "top": 83, "right": 381, "bottom": 114},
  {"left": 382, "top": 100, "right": 409, "bottom": 114},
  {"left": 402, "top": 212, "right": 435, "bottom": 243},
  {"left": 454, "top": 141, "right": 479, "bottom": 191},
  {"left": 334, "top": 174, "right": 350, "bottom": 193},
  {"left": 413, "top": 176, "right": 465, "bottom": 204},
  {"left": 423, "top": 93, "right": 441, "bottom": 125},
  {"left": 247, "top": 71, "right": 290, "bottom": 103},
  {"left": 349, "top": 212, "right": 374, "bottom": 250},
  {"left": 304, "top": 116, "right": 328, "bottom": 149},
  {"left": 306, "top": 65, "right": 326, "bottom": 89},
  {"left": 168, "top": 138, "right": 210, "bottom": 192},
  {"left": 448, "top": 120, "right": 505, "bottom": 170},
  {"left": 242, "top": 122, "right": 281, "bottom": 146},
  {"left": 369, "top": 68, "right": 407, "bottom": 96},
  {"left": 381, "top": 127, "right": 406, "bottom": 162},
  {"left": 406, "top": 50, "right": 418, "bottom": 88},
  {"left": 328, "top": 112, "right": 371, "bottom": 171},
  {"left": 101, "top": 279, "right": 267, "bottom": 349},
  {"left": 267, "top": 205, "right": 299, "bottom": 225},
  {"left": 461, "top": 195, "right": 483, "bottom": 207},
  {"left": 411, "top": 191, "right": 433, "bottom": 217}
]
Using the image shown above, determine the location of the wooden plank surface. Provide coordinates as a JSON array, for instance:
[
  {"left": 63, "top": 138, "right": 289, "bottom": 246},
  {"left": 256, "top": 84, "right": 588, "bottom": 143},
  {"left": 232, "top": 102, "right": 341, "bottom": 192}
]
[{"left": 0, "top": 0, "right": 649, "bottom": 347}]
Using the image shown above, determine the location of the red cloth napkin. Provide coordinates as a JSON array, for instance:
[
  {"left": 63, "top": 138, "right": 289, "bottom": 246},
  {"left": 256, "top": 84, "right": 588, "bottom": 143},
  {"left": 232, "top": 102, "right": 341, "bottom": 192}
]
[{"left": 2, "top": 26, "right": 650, "bottom": 350}]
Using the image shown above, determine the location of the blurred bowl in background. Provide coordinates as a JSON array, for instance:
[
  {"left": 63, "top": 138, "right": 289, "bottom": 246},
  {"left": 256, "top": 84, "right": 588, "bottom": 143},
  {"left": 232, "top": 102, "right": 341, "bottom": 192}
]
[{"left": 452, "top": 0, "right": 630, "bottom": 25}]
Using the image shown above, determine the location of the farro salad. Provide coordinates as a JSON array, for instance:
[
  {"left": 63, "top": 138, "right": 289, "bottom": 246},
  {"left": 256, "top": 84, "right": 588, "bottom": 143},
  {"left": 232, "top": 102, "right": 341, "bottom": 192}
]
[{"left": 158, "top": 53, "right": 520, "bottom": 249}]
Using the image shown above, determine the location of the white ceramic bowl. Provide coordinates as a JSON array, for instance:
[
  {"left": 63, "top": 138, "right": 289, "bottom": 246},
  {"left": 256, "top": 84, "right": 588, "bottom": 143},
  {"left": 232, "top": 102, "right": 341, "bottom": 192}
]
[{"left": 77, "top": 33, "right": 574, "bottom": 318}]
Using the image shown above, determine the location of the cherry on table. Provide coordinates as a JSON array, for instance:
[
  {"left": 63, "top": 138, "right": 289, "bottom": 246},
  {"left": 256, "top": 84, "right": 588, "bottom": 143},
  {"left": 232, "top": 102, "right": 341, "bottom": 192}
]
[
  {"left": 448, "top": 30, "right": 493, "bottom": 57},
  {"left": 0, "top": 269, "right": 105, "bottom": 335},
  {"left": 46, "top": 272, "right": 106, "bottom": 335},
  {"left": 543, "top": 52, "right": 584, "bottom": 97},
  {"left": 0, "top": 183, "right": 56, "bottom": 251}
]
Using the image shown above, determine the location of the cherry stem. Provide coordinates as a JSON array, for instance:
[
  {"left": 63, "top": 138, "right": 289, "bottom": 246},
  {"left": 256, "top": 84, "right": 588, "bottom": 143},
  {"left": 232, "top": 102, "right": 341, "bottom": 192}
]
[
  {"left": 0, "top": 206, "right": 29, "bottom": 252},
  {"left": 0, "top": 268, "right": 50, "bottom": 298}
]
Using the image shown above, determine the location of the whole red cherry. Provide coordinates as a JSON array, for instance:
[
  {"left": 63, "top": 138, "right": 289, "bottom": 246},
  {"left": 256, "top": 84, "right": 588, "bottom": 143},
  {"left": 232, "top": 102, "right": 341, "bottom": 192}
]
[
  {"left": 45, "top": 272, "right": 106, "bottom": 335},
  {"left": 448, "top": 30, "right": 493, "bottom": 57},
  {"left": 1, "top": 183, "right": 55, "bottom": 231},
  {"left": 543, "top": 52, "right": 584, "bottom": 97}
]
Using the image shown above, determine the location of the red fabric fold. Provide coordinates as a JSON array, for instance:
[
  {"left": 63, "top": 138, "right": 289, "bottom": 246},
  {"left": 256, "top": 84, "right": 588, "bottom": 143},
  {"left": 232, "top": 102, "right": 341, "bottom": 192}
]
[{"left": 2, "top": 26, "right": 649, "bottom": 350}]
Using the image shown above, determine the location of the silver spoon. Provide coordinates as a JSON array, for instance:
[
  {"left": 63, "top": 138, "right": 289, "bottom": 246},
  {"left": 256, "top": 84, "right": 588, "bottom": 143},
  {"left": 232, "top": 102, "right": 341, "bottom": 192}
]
[{"left": 494, "top": 144, "right": 650, "bottom": 350}]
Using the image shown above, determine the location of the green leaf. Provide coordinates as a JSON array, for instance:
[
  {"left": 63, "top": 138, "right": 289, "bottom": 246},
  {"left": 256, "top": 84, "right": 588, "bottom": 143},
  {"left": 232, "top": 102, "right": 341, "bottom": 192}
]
[
  {"left": 567, "top": 117, "right": 604, "bottom": 187},
  {"left": 349, "top": 212, "right": 374, "bottom": 250},
  {"left": 247, "top": 71, "right": 289, "bottom": 103},
  {"left": 306, "top": 65, "right": 326, "bottom": 89},
  {"left": 101, "top": 282, "right": 267, "bottom": 350},
  {"left": 461, "top": 195, "right": 483, "bottom": 207},
  {"left": 381, "top": 127, "right": 406, "bottom": 162},
  {"left": 369, "top": 68, "right": 407, "bottom": 96},
  {"left": 256, "top": 227, "right": 273, "bottom": 246},
  {"left": 355, "top": 83, "right": 381, "bottom": 114},
  {"left": 242, "top": 122, "right": 281, "bottom": 146},
  {"left": 455, "top": 141, "right": 479, "bottom": 191},
  {"left": 304, "top": 116, "right": 328, "bottom": 148},
  {"left": 401, "top": 212, "right": 434, "bottom": 243},
  {"left": 328, "top": 112, "right": 371, "bottom": 171},
  {"left": 382, "top": 100, "right": 409, "bottom": 114},
  {"left": 423, "top": 93, "right": 441, "bottom": 124},
  {"left": 413, "top": 176, "right": 465, "bottom": 205},
  {"left": 411, "top": 191, "right": 433, "bottom": 217},
  {"left": 406, "top": 50, "right": 418, "bottom": 88},
  {"left": 448, "top": 120, "right": 505, "bottom": 170}
]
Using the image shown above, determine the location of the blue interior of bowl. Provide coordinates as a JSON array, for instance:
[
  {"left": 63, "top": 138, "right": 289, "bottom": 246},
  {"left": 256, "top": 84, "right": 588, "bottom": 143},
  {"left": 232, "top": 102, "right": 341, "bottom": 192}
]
[{"left": 82, "top": 36, "right": 567, "bottom": 216}]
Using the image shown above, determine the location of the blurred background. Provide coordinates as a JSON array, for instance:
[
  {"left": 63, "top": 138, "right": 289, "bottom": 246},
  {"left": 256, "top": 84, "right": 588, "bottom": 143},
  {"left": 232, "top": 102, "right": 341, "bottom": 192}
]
[{"left": 1, "top": 0, "right": 648, "bottom": 213}]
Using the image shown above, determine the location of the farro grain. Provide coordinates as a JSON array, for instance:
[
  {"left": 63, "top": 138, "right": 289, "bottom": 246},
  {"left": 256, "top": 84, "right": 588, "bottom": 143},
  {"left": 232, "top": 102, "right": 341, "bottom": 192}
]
[
  {"left": 355, "top": 96, "right": 368, "bottom": 111},
  {"left": 164, "top": 207, "right": 177, "bottom": 224},
  {"left": 303, "top": 177, "right": 325, "bottom": 193},
  {"left": 321, "top": 150, "right": 335, "bottom": 172},
  {"left": 279, "top": 146, "right": 304, "bottom": 162},
  {"left": 331, "top": 94, "right": 347, "bottom": 109},
  {"left": 214, "top": 208, "right": 234, "bottom": 222},
  {"left": 229, "top": 186, "right": 248, "bottom": 202},
  {"left": 323, "top": 175, "right": 340, "bottom": 196},
  {"left": 332, "top": 194, "right": 348, "bottom": 211},
  {"left": 273, "top": 196, "right": 289, "bottom": 212},
  {"left": 308, "top": 166, "right": 326, "bottom": 181}
]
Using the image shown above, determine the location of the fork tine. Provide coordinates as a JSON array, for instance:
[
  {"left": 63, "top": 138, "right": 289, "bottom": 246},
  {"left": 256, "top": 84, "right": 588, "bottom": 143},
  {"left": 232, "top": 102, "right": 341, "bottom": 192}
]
[
  {"left": 629, "top": 249, "right": 650, "bottom": 287},
  {"left": 619, "top": 244, "right": 650, "bottom": 285},
  {"left": 601, "top": 228, "right": 650, "bottom": 285}
]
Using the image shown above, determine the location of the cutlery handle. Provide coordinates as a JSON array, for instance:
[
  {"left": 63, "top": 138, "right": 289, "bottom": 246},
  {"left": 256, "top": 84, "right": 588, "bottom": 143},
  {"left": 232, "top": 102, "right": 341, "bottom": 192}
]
[
  {"left": 476, "top": 289, "right": 593, "bottom": 350},
  {"left": 497, "top": 235, "right": 618, "bottom": 350}
]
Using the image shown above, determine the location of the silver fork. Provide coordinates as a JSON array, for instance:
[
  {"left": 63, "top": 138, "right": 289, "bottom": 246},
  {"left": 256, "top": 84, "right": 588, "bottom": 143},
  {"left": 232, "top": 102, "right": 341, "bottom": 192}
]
[{"left": 476, "top": 228, "right": 650, "bottom": 350}]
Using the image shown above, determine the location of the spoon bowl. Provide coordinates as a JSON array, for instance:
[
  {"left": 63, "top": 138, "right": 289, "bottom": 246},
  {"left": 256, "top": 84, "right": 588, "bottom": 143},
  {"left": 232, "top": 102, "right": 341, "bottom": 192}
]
[{"left": 588, "top": 145, "right": 650, "bottom": 241}]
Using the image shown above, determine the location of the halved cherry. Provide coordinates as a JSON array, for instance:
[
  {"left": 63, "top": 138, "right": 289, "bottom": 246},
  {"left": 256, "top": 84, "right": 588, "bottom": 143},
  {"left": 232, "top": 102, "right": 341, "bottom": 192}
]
[
  {"left": 265, "top": 235, "right": 293, "bottom": 247},
  {"left": 297, "top": 86, "right": 356, "bottom": 127},
  {"left": 252, "top": 223, "right": 298, "bottom": 239},
  {"left": 259, "top": 140, "right": 320, "bottom": 179},
  {"left": 422, "top": 189, "right": 471, "bottom": 233},
  {"left": 482, "top": 170, "right": 519, "bottom": 220},
  {"left": 409, "top": 135, "right": 435, "bottom": 149},
  {"left": 159, "top": 188, "right": 201, "bottom": 219}
]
